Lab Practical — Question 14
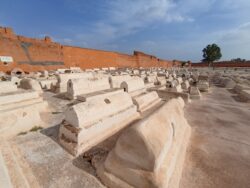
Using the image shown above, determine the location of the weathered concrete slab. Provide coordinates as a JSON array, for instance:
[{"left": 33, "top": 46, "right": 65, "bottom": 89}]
[
  {"left": 0, "top": 151, "right": 12, "bottom": 188},
  {"left": 97, "top": 98, "right": 191, "bottom": 188},
  {"left": 0, "top": 133, "right": 105, "bottom": 188},
  {"left": 0, "top": 81, "right": 18, "bottom": 94},
  {"left": 189, "top": 86, "right": 201, "bottom": 100},
  {"left": 76, "top": 88, "right": 123, "bottom": 102},
  {"left": 55, "top": 73, "right": 94, "bottom": 93},
  {"left": 66, "top": 77, "right": 110, "bottom": 99},
  {"left": 0, "top": 90, "right": 48, "bottom": 139},
  {"left": 181, "top": 80, "right": 190, "bottom": 90},
  {"left": 132, "top": 91, "right": 161, "bottom": 113},
  {"left": 148, "top": 87, "right": 190, "bottom": 103},
  {"left": 59, "top": 92, "right": 140, "bottom": 156},
  {"left": 197, "top": 80, "right": 209, "bottom": 92},
  {"left": 120, "top": 77, "right": 145, "bottom": 95},
  {"left": 109, "top": 75, "right": 132, "bottom": 88}
]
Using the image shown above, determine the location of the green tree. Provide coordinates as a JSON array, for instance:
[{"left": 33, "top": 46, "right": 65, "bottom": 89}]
[{"left": 202, "top": 44, "right": 222, "bottom": 66}]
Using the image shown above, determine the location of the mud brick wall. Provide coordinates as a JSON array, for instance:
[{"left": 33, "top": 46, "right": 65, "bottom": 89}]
[
  {"left": 0, "top": 27, "right": 64, "bottom": 72},
  {"left": 116, "top": 53, "right": 138, "bottom": 68},
  {"left": 0, "top": 26, "right": 177, "bottom": 72},
  {"left": 192, "top": 62, "right": 250, "bottom": 68},
  {"left": 63, "top": 46, "right": 118, "bottom": 69}
]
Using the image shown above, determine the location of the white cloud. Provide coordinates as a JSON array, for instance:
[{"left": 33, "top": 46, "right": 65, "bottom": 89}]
[
  {"left": 67, "top": 0, "right": 193, "bottom": 49},
  {"left": 218, "top": 22, "right": 250, "bottom": 43},
  {"left": 62, "top": 0, "right": 250, "bottom": 60},
  {"left": 105, "top": 0, "right": 195, "bottom": 34},
  {"left": 215, "top": 22, "right": 250, "bottom": 59},
  {"left": 176, "top": 0, "right": 216, "bottom": 14},
  {"left": 219, "top": 0, "right": 250, "bottom": 10},
  {"left": 135, "top": 21, "right": 250, "bottom": 61},
  {"left": 108, "top": 0, "right": 187, "bottom": 25}
]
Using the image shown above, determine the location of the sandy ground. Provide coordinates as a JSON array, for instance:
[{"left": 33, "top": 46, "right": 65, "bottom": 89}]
[{"left": 180, "top": 86, "right": 250, "bottom": 188}]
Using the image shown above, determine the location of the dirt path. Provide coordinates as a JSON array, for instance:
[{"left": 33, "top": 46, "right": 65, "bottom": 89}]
[{"left": 180, "top": 87, "right": 250, "bottom": 188}]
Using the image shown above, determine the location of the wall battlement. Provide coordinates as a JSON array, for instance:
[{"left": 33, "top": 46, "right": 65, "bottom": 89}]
[{"left": 0, "top": 27, "right": 15, "bottom": 38}]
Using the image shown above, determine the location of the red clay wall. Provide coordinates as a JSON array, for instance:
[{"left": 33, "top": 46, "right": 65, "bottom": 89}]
[
  {"left": 134, "top": 51, "right": 181, "bottom": 68},
  {"left": 192, "top": 61, "right": 250, "bottom": 67},
  {"left": 63, "top": 46, "right": 118, "bottom": 69},
  {"left": 63, "top": 48, "right": 174, "bottom": 69},
  {"left": 0, "top": 26, "right": 175, "bottom": 72},
  {"left": 159, "top": 59, "right": 173, "bottom": 68},
  {"left": 0, "top": 27, "right": 65, "bottom": 72},
  {"left": 116, "top": 53, "right": 138, "bottom": 68},
  {"left": 134, "top": 51, "right": 158, "bottom": 67}
]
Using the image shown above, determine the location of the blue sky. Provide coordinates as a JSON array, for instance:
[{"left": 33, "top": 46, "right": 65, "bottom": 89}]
[{"left": 1, "top": 0, "right": 250, "bottom": 62}]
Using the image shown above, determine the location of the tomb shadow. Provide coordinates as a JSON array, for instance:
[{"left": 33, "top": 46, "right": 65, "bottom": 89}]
[
  {"left": 40, "top": 124, "right": 61, "bottom": 142},
  {"left": 71, "top": 118, "right": 141, "bottom": 177},
  {"left": 231, "top": 95, "right": 249, "bottom": 103},
  {"left": 53, "top": 92, "right": 70, "bottom": 100},
  {"left": 227, "top": 88, "right": 237, "bottom": 94}
]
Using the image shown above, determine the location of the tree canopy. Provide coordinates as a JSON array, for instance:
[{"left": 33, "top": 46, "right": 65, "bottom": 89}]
[{"left": 202, "top": 43, "right": 222, "bottom": 62}]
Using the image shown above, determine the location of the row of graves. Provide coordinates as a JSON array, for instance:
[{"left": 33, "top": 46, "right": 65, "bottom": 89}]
[
  {"left": 0, "top": 66, "right": 211, "bottom": 188},
  {"left": 212, "top": 68, "right": 250, "bottom": 102}
]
